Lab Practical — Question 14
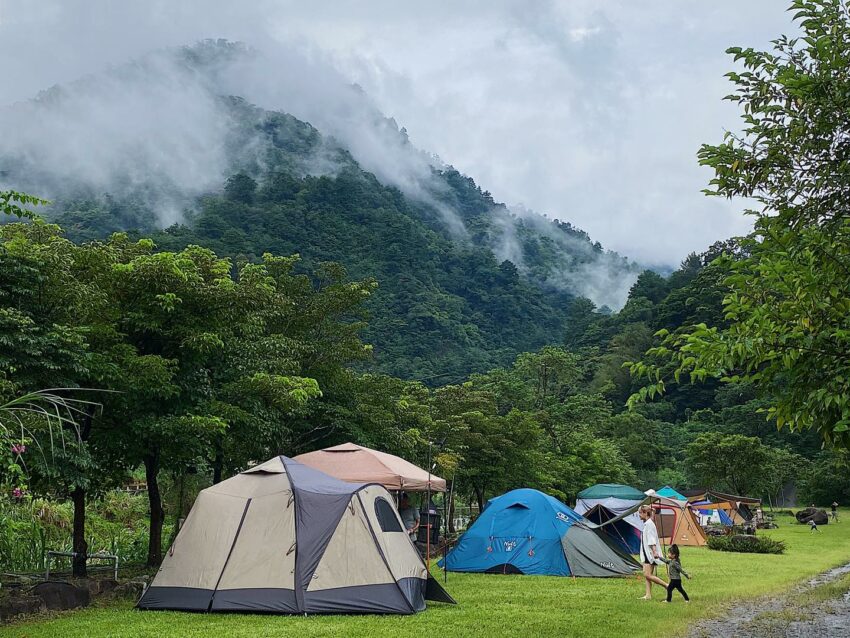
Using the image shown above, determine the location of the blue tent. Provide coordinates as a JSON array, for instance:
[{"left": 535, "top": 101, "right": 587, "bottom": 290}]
[{"left": 440, "top": 489, "right": 639, "bottom": 577}]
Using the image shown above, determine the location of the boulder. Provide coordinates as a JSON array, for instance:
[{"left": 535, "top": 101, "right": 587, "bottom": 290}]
[
  {"left": 111, "top": 580, "right": 147, "bottom": 600},
  {"left": 76, "top": 578, "right": 119, "bottom": 597},
  {"left": 30, "top": 581, "right": 90, "bottom": 611},
  {"left": 0, "top": 594, "right": 46, "bottom": 621},
  {"left": 795, "top": 507, "right": 828, "bottom": 525}
]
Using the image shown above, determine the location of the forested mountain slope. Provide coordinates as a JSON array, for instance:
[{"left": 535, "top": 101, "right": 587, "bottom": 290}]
[{"left": 0, "top": 41, "right": 640, "bottom": 380}]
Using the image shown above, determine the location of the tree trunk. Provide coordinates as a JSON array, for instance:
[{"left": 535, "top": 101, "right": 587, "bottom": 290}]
[
  {"left": 212, "top": 452, "right": 223, "bottom": 485},
  {"left": 145, "top": 454, "right": 164, "bottom": 567},
  {"left": 70, "top": 407, "right": 96, "bottom": 578},
  {"left": 71, "top": 487, "right": 88, "bottom": 578},
  {"left": 474, "top": 484, "right": 485, "bottom": 514}
]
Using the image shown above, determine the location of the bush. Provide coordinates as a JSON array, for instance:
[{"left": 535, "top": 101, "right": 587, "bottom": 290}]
[{"left": 707, "top": 534, "right": 785, "bottom": 554}]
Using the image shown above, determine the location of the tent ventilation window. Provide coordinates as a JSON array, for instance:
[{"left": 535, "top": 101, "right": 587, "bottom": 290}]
[{"left": 375, "top": 497, "right": 404, "bottom": 532}]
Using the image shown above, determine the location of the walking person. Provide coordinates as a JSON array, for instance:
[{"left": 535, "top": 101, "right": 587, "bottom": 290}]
[
  {"left": 638, "top": 504, "right": 668, "bottom": 600},
  {"left": 810, "top": 518, "right": 820, "bottom": 533},
  {"left": 660, "top": 544, "right": 690, "bottom": 603},
  {"left": 831, "top": 501, "right": 839, "bottom": 522}
]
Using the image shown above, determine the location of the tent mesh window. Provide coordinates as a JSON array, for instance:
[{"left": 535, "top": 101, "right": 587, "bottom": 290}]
[{"left": 375, "top": 497, "right": 404, "bottom": 532}]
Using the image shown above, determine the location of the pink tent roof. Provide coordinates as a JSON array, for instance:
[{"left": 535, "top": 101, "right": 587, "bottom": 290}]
[{"left": 293, "top": 442, "right": 447, "bottom": 492}]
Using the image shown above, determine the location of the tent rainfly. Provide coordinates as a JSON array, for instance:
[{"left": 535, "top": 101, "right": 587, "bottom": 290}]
[
  {"left": 575, "top": 483, "right": 646, "bottom": 537},
  {"left": 583, "top": 504, "right": 642, "bottom": 555},
  {"left": 294, "top": 443, "right": 447, "bottom": 492},
  {"left": 137, "top": 456, "right": 454, "bottom": 614},
  {"left": 440, "top": 488, "right": 640, "bottom": 577}
]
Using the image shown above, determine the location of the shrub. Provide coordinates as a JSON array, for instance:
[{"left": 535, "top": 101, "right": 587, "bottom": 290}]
[{"left": 707, "top": 534, "right": 785, "bottom": 554}]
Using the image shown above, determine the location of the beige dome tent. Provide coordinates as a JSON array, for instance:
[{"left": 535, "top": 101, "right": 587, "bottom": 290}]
[{"left": 138, "top": 456, "right": 454, "bottom": 614}]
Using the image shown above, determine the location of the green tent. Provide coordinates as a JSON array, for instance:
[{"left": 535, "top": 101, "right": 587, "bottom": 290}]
[{"left": 577, "top": 484, "right": 646, "bottom": 500}]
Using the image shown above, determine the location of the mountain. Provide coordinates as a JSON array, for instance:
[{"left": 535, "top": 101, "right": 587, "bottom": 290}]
[{"left": 0, "top": 40, "right": 642, "bottom": 381}]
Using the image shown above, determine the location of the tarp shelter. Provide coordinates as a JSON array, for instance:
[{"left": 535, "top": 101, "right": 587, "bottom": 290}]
[
  {"left": 294, "top": 443, "right": 447, "bottom": 492},
  {"left": 439, "top": 489, "right": 640, "bottom": 577},
  {"left": 575, "top": 483, "right": 645, "bottom": 538},
  {"left": 656, "top": 485, "right": 688, "bottom": 501},
  {"left": 138, "top": 456, "right": 454, "bottom": 615},
  {"left": 583, "top": 504, "right": 642, "bottom": 555}
]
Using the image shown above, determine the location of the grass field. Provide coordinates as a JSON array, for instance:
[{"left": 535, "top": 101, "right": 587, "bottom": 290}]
[{"left": 3, "top": 512, "right": 849, "bottom": 638}]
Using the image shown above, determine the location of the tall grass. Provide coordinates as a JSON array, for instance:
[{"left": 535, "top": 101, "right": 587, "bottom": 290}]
[{"left": 0, "top": 492, "right": 161, "bottom": 574}]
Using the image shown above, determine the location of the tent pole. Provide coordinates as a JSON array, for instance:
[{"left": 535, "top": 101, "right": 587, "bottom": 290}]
[
  {"left": 444, "top": 468, "right": 456, "bottom": 584},
  {"left": 425, "top": 439, "right": 432, "bottom": 572}
]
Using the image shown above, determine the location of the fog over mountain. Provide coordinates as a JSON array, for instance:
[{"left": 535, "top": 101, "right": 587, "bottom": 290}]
[
  {"left": 0, "top": 0, "right": 797, "bottom": 267},
  {"left": 0, "top": 38, "right": 640, "bottom": 309}
]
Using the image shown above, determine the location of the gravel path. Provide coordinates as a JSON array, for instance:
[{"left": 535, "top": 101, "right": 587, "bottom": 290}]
[{"left": 689, "top": 561, "right": 850, "bottom": 637}]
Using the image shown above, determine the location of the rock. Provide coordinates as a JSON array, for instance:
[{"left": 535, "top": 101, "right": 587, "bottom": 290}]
[
  {"left": 795, "top": 508, "right": 828, "bottom": 525},
  {"left": 76, "top": 578, "right": 119, "bottom": 597},
  {"left": 111, "top": 580, "right": 146, "bottom": 600},
  {"left": 30, "top": 581, "right": 90, "bottom": 611},
  {"left": 0, "top": 595, "right": 46, "bottom": 621}
]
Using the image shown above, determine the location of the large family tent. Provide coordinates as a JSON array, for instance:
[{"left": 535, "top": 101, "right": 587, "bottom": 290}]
[
  {"left": 692, "top": 500, "right": 734, "bottom": 526},
  {"left": 440, "top": 489, "right": 639, "bottom": 577},
  {"left": 645, "top": 492, "right": 707, "bottom": 547},
  {"left": 294, "top": 443, "right": 446, "bottom": 492},
  {"left": 685, "top": 490, "right": 761, "bottom": 525},
  {"left": 575, "top": 484, "right": 645, "bottom": 555},
  {"left": 138, "top": 456, "right": 454, "bottom": 614}
]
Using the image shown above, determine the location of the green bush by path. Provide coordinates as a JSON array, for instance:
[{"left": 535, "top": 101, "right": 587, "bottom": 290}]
[
  {"left": 706, "top": 534, "right": 786, "bottom": 554},
  {"left": 1, "top": 511, "right": 849, "bottom": 638}
]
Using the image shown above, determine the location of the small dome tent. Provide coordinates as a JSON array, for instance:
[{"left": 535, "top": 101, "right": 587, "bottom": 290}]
[
  {"left": 138, "top": 456, "right": 454, "bottom": 614},
  {"left": 440, "top": 489, "right": 639, "bottom": 577}
]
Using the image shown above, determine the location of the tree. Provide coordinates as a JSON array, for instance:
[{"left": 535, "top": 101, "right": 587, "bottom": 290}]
[
  {"left": 685, "top": 433, "right": 772, "bottom": 496},
  {"left": 629, "top": 0, "right": 850, "bottom": 448}
]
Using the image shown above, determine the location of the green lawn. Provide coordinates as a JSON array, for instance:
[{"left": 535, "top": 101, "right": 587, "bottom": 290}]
[{"left": 3, "top": 513, "right": 850, "bottom": 638}]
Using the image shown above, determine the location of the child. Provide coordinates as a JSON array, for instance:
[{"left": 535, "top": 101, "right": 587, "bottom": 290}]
[
  {"left": 810, "top": 518, "right": 820, "bottom": 532},
  {"left": 660, "top": 544, "right": 690, "bottom": 603}
]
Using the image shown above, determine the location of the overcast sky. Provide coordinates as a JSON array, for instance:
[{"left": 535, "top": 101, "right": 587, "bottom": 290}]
[{"left": 0, "top": 1, "right": 796, "bottom": 265}]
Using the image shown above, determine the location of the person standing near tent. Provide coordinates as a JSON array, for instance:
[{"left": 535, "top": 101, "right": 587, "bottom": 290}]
[
  {"left": 832, "top": 502, "right": 839, "bottom": 522},
  {"left": 399, "top": 492, "right": 420, "bottom": 540},
  {"left": 638, "top": 505, "right": 668, "bottom": 600}
]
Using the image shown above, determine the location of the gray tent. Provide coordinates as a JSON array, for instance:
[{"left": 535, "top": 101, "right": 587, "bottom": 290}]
[{"left": 138, "top": 456, "right": 454, "bottom": 614}]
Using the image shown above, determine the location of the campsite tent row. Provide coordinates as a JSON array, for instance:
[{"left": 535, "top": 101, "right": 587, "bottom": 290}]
[
  {"left": 440, "top": 488, "right": 640, "bottom": 577},
  {"left": 577, "top": 483, "right": 762, "bottom": 555}
]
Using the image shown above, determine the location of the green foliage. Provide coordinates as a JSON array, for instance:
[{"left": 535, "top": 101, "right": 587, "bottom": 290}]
[
  {"left": 799, "top": 449, "right": 850, "bottom": 505},
  {"left": 0, "top": 190, "right": 50, "bottom": 219},
  {"left": 629, "top": 0, "right": 850, "bottom": 449},
  {"left": 707, "top": 534, "right": 786, "bottom": 554}
]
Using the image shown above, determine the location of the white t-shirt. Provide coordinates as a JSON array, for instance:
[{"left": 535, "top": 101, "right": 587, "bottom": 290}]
[{"left": 641, "top": 518, "right": 661, "bottom": 564}]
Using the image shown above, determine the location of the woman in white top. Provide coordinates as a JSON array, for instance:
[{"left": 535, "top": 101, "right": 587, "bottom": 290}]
[{"left": 638, "top": 504, "right": 668, "bottom": 600}]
